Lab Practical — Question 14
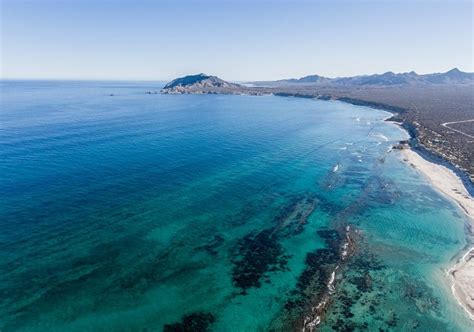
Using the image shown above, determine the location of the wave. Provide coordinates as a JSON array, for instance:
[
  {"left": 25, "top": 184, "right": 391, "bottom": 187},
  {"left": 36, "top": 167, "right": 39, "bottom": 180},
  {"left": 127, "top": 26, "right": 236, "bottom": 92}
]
[{"left": 372, "top": 132, "right": 389, "bottom": 141}]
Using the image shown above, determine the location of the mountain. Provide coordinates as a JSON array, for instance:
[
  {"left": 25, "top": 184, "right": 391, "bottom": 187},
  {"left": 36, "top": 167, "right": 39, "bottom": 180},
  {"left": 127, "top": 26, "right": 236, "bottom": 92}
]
[
  {"left": 422, "top": 68, "right": 474, "bottom": 85},
  {"left": 253, "top": 68, "right": 474, "bottom": 87},
  {"left": 162, "top": 69, "right": 473, "bottom": 94},
  {"left": 162, "top": 73, "right": 241, "bottom": 94},
  {"left": 251, "top": 74, "right": 331, "bottom": 86},
  {"left": 298, "top": 74, "right": 332, "bottom": 84},
  {"left": 332, "top": 71, "right": 421, "bottom": 86},
  {"left": 276, "top": 74, "right": 331, "bottom": 85}
]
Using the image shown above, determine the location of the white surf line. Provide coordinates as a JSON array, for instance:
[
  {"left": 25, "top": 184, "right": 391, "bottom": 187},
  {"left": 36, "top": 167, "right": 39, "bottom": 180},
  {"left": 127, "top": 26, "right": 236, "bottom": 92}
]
[
  {"left": 446, "top": 246, "right": 474, "bottom": 321},
  {"left": 441, "top": 119, "right": 474, "bottom": 139}
]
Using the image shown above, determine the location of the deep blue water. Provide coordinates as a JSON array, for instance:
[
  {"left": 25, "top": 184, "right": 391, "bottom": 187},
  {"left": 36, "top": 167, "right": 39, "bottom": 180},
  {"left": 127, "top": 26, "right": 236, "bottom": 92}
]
[{"left": 0, "top": 81, "right": 471, "bottom": 331}]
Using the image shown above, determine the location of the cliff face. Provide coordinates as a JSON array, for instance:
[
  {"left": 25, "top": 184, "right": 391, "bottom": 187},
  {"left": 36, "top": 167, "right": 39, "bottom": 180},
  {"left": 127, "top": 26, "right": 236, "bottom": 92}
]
[{"left": 161, "top": 74, "right": 241, "bottom": 94}]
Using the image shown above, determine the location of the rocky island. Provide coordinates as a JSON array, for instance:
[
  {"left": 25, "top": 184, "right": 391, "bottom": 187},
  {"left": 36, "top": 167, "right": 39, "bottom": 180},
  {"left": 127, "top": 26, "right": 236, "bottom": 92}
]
[{"left": 161, "top": 73, "right": 241, "bottom": 94}]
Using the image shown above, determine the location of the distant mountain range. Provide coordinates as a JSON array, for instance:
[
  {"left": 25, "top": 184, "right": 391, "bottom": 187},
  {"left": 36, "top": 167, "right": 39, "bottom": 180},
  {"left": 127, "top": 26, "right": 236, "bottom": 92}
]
[
  {"left": 161, "top": 68, "right": 473, "bottom": 94},
  {"left": 255, "top": 68, "right": 474, "bottom": 87}
]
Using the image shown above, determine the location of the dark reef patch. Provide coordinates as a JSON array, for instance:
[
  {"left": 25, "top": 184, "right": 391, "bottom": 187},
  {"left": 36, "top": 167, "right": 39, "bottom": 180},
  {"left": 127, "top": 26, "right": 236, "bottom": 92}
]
[
  {"left": 273, "top": 194, "right": 317, "bottom": 236},
  {"left": 292, "top": 230, "right": 344, "bottom": 298},
  {"left": 230, "top": 193, "right": 317, "bottom": 293},
  {"left": 317, "top": 229, "right": 344, "bottom": 251},
  {"left": 280, "top": 226, "right": 359, "bottom": 332},
  {"left": 231, "top": 229, "right": 288, "bottom": 292},
  {"left": 317, "top": 238, "right": 448, "bottom": 331},
  {"left": 312, "top": 194, "right": 344, "bottom": 217},
  {"left": 288, "top": 248, "right": 338, "bottom": 306},
  {"left": 163, "top": 312, "right": 215, "bottom": 332},
  {"left": 277, "top": 173, "right": 400, "bottom": 331}
]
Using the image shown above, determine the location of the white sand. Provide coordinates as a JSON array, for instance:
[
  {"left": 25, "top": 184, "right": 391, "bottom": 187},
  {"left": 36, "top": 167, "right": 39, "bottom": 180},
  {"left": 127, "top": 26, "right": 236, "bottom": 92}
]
[
  {"left": 400, "top": 148, "right": 474, "bottom": 320},
  {"left": 448, "top": 248, "right": 474, "bottom": 320}
]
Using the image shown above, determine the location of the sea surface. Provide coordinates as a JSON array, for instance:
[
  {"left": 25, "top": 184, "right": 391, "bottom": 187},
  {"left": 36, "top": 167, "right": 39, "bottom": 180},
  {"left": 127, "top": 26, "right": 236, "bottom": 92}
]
[{"left": 0, "top": 81, "right": 472, "bottom": 331}]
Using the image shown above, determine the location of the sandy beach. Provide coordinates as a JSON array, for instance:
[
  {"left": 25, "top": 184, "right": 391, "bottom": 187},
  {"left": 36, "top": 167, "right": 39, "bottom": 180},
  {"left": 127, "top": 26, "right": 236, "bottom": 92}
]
[{"left": 400, "top": 148, "right": 474, "bottom": 320}]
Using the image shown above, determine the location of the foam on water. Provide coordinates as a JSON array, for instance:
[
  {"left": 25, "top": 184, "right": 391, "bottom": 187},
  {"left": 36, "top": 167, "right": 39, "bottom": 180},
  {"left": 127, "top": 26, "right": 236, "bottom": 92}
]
[{"left": 371, "top": 132, "right": 389, "bottom": 141}]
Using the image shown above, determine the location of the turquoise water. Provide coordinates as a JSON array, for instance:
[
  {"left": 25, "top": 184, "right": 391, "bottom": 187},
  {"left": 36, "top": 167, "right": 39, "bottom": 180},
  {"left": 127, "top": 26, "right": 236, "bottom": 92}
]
[{"left": 0, "top": 81, "right": 471, "bottom": 331}]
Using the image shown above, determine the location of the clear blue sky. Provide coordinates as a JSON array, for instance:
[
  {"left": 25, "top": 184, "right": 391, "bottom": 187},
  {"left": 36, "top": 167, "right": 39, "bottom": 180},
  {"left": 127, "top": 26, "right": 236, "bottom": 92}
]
[{"left": 1, "top": 0, "right": 473, "bottom": 80}]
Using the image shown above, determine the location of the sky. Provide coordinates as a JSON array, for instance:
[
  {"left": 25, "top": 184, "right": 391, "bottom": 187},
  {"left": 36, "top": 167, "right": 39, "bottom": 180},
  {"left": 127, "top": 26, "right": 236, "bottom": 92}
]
[{"left": 1, "top": 0, "right": 473, "bottom": 81}]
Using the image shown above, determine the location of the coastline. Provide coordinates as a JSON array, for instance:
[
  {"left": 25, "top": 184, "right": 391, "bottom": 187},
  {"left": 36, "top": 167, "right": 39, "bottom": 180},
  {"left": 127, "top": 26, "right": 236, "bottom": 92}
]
[
  {"left": 399, "top": 147, "right": 474, "bottom": 320},
  {"left": 160, "top": 89, "right": 474, "bottom": 322},
  {"left": 282, "top": 96, "right": 474, "bottom": 323},
  {"left": 338, "top": 98, "right": 474, "bottom": 194},
  {"left": 400, "top": 148, "right": 474, "bottom": 220}
]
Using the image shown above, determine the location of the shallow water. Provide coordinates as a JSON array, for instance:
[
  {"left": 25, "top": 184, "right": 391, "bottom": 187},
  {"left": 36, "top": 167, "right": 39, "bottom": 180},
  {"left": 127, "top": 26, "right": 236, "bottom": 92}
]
[{"left": 0, "top": 81, "right": 471, "bottom": 331}]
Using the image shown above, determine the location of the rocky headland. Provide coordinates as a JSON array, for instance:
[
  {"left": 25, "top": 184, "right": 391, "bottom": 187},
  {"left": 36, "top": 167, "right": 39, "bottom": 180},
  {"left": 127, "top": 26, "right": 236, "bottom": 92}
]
[{"left": 161, "top": 73, "right": 241, "bottom": 94}]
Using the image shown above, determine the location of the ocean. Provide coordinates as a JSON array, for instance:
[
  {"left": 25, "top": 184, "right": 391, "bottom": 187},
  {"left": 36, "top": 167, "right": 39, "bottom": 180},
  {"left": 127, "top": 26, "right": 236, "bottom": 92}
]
[{"left": 0, "top": 81, "right": 471, "bottom": 331}]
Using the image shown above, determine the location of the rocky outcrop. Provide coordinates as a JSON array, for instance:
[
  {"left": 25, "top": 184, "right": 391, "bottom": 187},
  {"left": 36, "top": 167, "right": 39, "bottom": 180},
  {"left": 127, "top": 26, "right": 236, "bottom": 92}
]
[{"left": 161, "top": 73, "right": 241, "bottom": 94}]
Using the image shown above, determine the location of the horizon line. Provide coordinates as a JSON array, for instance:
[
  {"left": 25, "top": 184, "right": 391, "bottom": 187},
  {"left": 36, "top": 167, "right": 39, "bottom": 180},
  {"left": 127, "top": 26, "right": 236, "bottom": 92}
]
[{"left": 1, "top": 66, "right": 472, "bottom": 83}]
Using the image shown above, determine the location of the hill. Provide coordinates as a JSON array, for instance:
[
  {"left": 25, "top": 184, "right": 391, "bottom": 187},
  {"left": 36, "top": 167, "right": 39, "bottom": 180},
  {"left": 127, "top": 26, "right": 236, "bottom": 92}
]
[{"left": 162, "top": 74, "right": 241, "bottom": 94}]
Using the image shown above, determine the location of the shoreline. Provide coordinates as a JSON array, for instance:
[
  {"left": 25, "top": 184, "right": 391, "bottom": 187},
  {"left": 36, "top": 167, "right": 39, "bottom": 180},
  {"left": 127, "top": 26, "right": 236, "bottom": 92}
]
[
  {"left": 294, "top": 96, "right": 474, "bottom": 323},
  {"left": 329, "top": 96, "right": 473, "bottom": 193},
  {"left": 160, "top": 90, "right": 474, "bottom": 321},
  {"left": 399, "top": 147, "right": 474, "bottom": 320},
  {"left": 343, "top": 96, "right": 474, "bottom": 320}
]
